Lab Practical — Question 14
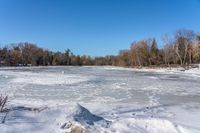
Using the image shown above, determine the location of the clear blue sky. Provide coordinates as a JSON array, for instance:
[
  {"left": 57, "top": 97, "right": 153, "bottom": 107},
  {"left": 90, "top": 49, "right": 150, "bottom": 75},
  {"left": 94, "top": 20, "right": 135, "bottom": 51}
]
[{"left": 0, "top": 0, "right": 200, "bottom": 56}]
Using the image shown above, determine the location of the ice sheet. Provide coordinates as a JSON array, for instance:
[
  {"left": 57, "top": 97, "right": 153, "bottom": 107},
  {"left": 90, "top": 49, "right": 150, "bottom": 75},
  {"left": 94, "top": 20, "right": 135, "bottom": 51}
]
[{"left": 0, "top": 66, "right": 200, "bottom": 133}]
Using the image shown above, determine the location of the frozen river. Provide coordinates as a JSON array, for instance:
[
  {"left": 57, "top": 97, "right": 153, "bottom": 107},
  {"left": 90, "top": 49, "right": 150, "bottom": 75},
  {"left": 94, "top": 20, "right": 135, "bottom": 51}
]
[{"left": 0, "top": 66, "right": 200, "bottom": 133}]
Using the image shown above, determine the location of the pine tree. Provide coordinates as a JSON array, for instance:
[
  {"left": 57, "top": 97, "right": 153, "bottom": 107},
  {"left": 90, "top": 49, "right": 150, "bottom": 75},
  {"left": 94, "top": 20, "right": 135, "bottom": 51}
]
[{"left": 150, "top": 38, "right": 159, "bottom": 65}]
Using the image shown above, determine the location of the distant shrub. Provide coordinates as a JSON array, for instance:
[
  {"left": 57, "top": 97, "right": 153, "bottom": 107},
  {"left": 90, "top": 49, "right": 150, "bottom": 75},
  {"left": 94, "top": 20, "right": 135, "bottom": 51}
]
[{"left": 0, "top": 95, "right": 8, "bottom": 112}]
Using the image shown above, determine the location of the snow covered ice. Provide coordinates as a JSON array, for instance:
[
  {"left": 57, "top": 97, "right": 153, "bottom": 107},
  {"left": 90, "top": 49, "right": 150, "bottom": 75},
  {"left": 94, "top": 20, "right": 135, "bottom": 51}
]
[{"left": 0, "top": 66, "right": 200, "bottom": 133}]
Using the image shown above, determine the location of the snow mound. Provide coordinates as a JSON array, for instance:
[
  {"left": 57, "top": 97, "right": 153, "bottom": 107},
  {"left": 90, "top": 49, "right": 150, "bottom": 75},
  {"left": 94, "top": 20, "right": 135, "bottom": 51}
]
[
  {"left": 68, "top": 104, "right": 190, "bottom": 133},
  {"left": 72, "top": 104, "right": 110, "bottom": 126},
  {"left": 0, "top": 104, "right": 194, "bottom": 133},
  {"left": 110, "top": 118, "right": 187, "bottom": 133}
]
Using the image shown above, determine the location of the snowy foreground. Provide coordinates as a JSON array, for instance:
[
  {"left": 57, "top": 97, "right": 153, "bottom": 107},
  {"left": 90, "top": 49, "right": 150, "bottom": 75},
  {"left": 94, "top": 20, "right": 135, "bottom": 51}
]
[{"left": 0, "top": 66, "right": 200, "bottom": 133}]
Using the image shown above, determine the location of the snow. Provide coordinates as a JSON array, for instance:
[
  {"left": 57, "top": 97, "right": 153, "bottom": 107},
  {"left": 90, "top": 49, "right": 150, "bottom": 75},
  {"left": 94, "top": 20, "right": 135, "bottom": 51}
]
[{"left": 0, "top": 66, "right": 200, "bottom": 133}]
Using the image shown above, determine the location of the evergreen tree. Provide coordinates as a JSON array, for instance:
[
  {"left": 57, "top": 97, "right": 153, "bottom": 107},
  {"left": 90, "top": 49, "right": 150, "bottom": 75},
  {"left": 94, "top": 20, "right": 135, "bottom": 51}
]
[{"left": 150, "top": 38, "right": 159, "bottom": 65}]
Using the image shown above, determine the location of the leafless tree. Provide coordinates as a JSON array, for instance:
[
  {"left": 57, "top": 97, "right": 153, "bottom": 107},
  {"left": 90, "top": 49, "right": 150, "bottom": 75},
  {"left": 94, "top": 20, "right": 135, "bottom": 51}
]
[
  {"left": 162, "top": 34, "right": 176, "bottom": 66},
  {"left": 174, "top": 29, "right": 195, "bottom": 66}
]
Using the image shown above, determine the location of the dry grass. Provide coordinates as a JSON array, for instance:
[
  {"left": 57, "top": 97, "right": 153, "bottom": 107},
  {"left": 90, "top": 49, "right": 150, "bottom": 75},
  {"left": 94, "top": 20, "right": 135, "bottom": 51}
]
[
  {"left": 69, "top": 125, "right": 85, "bottom": 133},
  {"left": 0, "top": 95, "right": 8, "bottom": 112}
]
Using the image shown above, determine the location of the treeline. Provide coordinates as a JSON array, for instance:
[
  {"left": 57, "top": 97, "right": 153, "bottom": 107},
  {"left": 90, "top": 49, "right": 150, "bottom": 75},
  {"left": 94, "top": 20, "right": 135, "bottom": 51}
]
[
  {"left": 0, "top": 29, "right": 200, "bottom": 67},
  {"left": 116, "top": 29, "right": 200, "bottom": 67},
  {"left": 0, "top": 42, "right": 115, "bottom": 66}
]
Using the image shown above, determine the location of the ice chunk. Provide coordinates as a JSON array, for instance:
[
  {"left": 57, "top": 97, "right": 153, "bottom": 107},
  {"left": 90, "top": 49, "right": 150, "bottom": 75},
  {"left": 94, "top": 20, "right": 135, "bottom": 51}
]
[{"left": 73, "top": 104, "right": 109, "bottom": 125}]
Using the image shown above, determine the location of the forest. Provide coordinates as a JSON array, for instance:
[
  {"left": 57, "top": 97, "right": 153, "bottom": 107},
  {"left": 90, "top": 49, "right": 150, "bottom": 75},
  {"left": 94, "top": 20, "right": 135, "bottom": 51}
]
[{"left": 0, "top": 29, "right": 200, "bottom": 67}]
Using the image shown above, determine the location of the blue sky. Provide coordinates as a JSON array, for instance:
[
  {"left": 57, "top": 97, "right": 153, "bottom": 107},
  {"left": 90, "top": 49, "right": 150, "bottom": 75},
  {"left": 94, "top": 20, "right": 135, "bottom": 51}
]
[{"left": 0, "top": 0, "right": 200, "bottom": 56}]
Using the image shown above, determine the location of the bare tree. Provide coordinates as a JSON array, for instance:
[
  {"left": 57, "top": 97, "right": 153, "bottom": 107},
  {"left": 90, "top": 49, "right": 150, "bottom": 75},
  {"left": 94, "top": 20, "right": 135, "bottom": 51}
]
[
  {"left": 162, "top": 34, "right": 176, "bottom": 66},
  {"left": 174, "top": 29, "right": 195, "bottom": 66},
  {"left": 192, "top": 35, "right": 200, "bottom": 63},
  {"left": 130, "top": 40, "right": 150, "bottom": 66}
]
